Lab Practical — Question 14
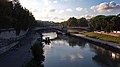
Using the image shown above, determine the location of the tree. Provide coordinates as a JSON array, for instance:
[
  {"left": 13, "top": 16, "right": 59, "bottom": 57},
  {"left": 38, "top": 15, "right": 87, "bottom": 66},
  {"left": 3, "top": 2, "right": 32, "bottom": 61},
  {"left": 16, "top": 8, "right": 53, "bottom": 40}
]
[
  {"left": 104, "top": 15, "right": 115, "bottom": 32},
  {"left": 0, "top": 0, "right": 37, "bottom": 35},
  {"left": 67, "top": 17, "right": 77, "bottom": 27},
  {"left": 88, "top": 15, "right": 119, "bottom": 33},
  {"left": 117, "top": 13, "right": 120, "bottom": 17},
  {"left": 77, "top": 17, "right": 88, "bottom": 27},
  {"left": 60, "top": 17, "right": 89, "bottom": 27},
  {"left": 111, "top": 16, "right": 120, "bottom": 32},
  {"left": 89, "top": 15, "right": 106, "bottom": 31}
]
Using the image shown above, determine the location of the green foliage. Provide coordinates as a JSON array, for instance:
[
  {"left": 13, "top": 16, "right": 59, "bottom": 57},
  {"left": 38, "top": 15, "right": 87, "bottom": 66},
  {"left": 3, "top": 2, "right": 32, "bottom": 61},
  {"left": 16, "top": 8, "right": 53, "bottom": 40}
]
[
  {"left": 77, "top": 17, "right": 88, "bottom": 27},
  {"left": 88, "top": 15, "right": 120, "bottom": 32},
  {"left": 68, "top": 29, "right": 80, "bottom": 34},
  {"left": 60, "top": 17, "right": 88, "bottom": 27},
  {"left": 0, "top": 0, "right": 37, "bottom": 31},
  {"left": 67, "top": 17, "right": 78, "bottom": 27},
  {"left": 83, "top": 32, "right": 120, "bottom": 44},
  {"left": 89, "top": 15, "right": 106, "bottom": 31},
  {"left": 111, "top": 16, "right": 120, "bottom": 31}
]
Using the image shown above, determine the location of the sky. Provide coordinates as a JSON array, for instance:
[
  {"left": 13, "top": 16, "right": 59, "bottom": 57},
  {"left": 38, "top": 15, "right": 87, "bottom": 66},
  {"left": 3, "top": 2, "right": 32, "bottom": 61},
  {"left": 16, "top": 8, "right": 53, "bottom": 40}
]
[{"left": 19, "top": 0, "right": 120, "bottom": 22}]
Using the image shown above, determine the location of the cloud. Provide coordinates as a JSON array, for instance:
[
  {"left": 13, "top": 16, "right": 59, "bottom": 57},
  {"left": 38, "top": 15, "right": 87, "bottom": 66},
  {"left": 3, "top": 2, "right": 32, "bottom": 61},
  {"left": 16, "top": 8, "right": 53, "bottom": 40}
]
[
  {"left": 53, "top": 0, "right": 58, "bottom": 3},
  {"left": 84, "top": 15, "right": 94, "bottom": 19},
  {"left": 53, "top": 16, "right": 59, "bottom": 20},
  {"left": 61, "top": 18, "right": 64, "bottom": 20},
  {"left": 83, "top": 8, "right": 89, "bottom": 13},
  {"left": 52, "top": 16, "right": 65, "bottom": 22},
  {"left": 59, "top": 10, "right": 64, "bottom": 14},
  {"left": 79, "top": 14, "right": 94, "bottom": 19},
  {"left": 28, "top": 8, "right": 39, "bottom": 13},
  {"left": 44, "top": 5, "right": 57, "bottom": 13},
  {"left": 43, "top": 0, "right": 50, "bottom": 5},
  {"left": 60, "top": 0, "right": 70, "bottom": 2},
  {"left": 66, "top": 8, "right": 73, "bottom": 12},
  {"left": 76, "top": 7, "right": 83, "bottom": 11},
  {"left": 49, "top": 9, "right": 56, "bottom": 12},
  {"left": 91, "top": 1, "right": 120, "bottom": 13}
]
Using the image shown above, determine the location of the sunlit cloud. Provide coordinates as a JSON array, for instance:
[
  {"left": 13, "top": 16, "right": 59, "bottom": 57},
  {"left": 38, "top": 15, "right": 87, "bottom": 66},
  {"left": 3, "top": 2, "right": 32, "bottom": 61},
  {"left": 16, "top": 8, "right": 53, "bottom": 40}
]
[
  {"left": 66, "top": 8, "right": 73, "bottom": 12},
  {"left": 49, "top": 9, "right": 56, "bottom": 12},
  {"left": 53, "top": 0, "right": 58, "bottom": 4},
  {"left": 83, "top": 8, "right": 89, "bottom": 13},
  {"left": 76, "top": 7, "right": 83, "bottom": 11},
  {"left": 59, "top": 10, "right": 64, "bottom": 14},
  {"left": 43, "top": 0, "right": 50, "bottom": 5},
  {"left": 79, "top": 14, "right": 94, "bottom": 19},
  {"left": 19, "top": 0, "right": 120, "bottom": 22},
  {"left": 91, "top": 1, "right": 120, "bottom": 13},
  {"left": 60, "top": 0, "right": 71, "bottom": 2},
  {"left": 53, "top": 16, "right": 59, "bottom": 20},
  {"left": 28, "top": 8, "right": 39, "bottom": 13}
]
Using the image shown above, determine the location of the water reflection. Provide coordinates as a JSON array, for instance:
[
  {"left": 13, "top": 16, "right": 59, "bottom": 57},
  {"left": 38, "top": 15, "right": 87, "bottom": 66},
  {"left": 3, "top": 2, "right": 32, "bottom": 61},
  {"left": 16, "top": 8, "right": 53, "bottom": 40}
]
[
  {"left": 43, "top": 32, "right": 120, "bottom": 67},
  {"left": 42, "top": 32, "right": 57, "bottom": 40},
  {"left": 24, "top": 40, "right": 44, "bottom": 67},
  {"left": 92, "top": 45, "right": 120, "bottom": 67},
  {"left": 67, "top": 36, "right": 86, "bottom": 48}
]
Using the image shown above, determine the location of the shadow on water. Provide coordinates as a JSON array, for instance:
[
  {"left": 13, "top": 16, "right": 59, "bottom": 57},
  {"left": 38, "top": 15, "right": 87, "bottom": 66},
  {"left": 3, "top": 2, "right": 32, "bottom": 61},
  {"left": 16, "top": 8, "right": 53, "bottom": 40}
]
[{"left": 24, "top": 41, "right": 45, "bottom": 67}]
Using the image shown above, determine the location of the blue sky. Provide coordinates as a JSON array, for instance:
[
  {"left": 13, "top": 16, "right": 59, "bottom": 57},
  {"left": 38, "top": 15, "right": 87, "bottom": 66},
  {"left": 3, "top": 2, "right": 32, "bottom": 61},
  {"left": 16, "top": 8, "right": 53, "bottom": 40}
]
[{"left": 19, "top": 0, "right": 120, "bottom": 22}]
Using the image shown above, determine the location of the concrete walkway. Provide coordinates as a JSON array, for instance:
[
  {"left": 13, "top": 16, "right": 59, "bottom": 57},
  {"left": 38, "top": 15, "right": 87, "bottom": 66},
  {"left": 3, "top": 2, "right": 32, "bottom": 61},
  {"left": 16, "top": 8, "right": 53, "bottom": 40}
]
[
  {"left": 70, "top": 33, "right": 120, "bottom": 50},
  {"left": 0, "top": 31, "right": 40, "bottom": 67}
]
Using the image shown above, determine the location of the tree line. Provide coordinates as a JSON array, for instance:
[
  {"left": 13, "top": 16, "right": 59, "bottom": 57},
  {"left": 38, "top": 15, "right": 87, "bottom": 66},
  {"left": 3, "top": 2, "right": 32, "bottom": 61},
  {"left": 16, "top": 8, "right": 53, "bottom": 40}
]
[
  {"left": 60, "top": 14, "right": 120, "bottom": 33},
  {"left": 0, "top": 0, "right": 37, "bottom": 32},
  {"left": 89, "top": 14, "right": 120, "bottom": 32},
  {"left": 60, "top": 17, "right": 88, "bottom": 27},
  {"left": 36, "top": 20, "right": 59, "bottom": 27}
]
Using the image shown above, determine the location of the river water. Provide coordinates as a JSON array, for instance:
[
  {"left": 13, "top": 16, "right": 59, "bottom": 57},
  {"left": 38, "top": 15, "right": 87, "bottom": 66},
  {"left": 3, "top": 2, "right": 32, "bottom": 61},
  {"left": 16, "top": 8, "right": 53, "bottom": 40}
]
[{"left": 42, "top": 32, "right": 120, "bottom": 67}]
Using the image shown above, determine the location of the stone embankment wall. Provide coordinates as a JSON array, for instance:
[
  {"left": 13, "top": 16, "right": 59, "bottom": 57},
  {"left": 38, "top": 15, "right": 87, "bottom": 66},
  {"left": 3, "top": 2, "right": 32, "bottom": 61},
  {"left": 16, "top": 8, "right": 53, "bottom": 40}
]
[{"left": 0, "top": 30, "right": 27, "bottom": 54}]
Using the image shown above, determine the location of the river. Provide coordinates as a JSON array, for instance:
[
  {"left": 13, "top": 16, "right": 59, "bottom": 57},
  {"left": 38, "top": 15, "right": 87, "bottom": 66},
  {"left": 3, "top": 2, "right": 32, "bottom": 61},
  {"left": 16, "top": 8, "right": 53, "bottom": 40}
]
[
  {"left": 42, "top": 32, "right": 120, "bottom": 67},
  {"left": 0, "top": 31, "right": 120, "bottom": 67}
]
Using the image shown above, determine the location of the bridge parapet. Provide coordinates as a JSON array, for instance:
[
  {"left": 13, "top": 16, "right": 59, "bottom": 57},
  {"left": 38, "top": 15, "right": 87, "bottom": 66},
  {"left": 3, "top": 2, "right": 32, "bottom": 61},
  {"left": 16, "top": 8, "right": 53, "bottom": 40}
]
[{"left": 34, "top": 26, "right": 64, "bottom": 31}]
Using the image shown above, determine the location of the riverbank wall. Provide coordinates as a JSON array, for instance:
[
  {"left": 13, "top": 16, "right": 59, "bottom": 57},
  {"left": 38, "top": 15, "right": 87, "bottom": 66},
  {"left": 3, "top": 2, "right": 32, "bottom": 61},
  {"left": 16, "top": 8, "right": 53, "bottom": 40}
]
[
  {"left": 0, "top": 28, "right": 44, "bottom": 55},
  {"left": 0, "top": 29, "right": 29, "bottom": 55}
]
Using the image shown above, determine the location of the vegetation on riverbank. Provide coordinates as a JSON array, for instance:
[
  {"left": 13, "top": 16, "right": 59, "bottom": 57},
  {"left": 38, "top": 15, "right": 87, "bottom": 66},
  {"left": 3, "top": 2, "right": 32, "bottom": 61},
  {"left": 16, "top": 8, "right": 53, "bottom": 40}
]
[
  {"left": 0, "top": 0, "right": 37, "bottom": 32},
  {"left": 82, "top": 32, "right": 120, "bottom": 44},
  {"left": 89, "top": 15, "right": 120, "bottom": 33},
  {"left": 60, "top": 17, "right": 88, "bottom": 27},
  {"left": 67, "top": 29, "right": 87, "bottom": 34},
  {"left": 67, "top": 29, "right": 80, "bottom": 33}
]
